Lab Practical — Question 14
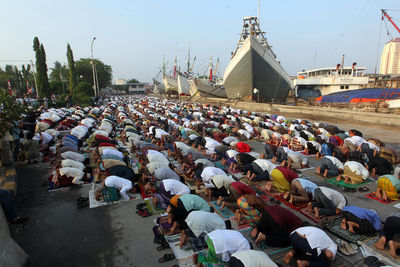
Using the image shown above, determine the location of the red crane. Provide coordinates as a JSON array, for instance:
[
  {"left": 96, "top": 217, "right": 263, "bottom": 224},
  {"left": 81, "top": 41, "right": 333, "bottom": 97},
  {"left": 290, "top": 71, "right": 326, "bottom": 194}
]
[{"left": 381, "top": 9, "right": 400, "bottom": 35}]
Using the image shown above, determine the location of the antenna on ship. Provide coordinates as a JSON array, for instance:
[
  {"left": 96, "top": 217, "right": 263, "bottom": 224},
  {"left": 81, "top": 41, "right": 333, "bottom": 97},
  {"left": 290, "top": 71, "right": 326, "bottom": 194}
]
[{"left": 258, "top": 0, "right": 260, "bottom": 25}]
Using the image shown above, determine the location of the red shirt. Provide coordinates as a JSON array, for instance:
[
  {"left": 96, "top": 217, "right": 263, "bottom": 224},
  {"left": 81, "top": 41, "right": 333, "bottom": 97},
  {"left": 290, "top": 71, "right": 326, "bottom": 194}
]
[
  {"left": 236, "top": 142, "right": 251, "bottom": 153},
  {"left": 230, "top": 182, "right": 256, "bottom": 195},
  {"left": 263, "top": 205, "right": 303, "bottom": 232},
  {"left": 275, "top": 166, "right": 298, "bottom": 182}
]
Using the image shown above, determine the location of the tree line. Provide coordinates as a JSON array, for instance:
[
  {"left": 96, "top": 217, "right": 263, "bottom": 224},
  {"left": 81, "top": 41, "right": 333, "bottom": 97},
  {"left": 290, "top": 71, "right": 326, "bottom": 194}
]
[{"left": 0, "top": 37, "right": 113, "bottom": 105}]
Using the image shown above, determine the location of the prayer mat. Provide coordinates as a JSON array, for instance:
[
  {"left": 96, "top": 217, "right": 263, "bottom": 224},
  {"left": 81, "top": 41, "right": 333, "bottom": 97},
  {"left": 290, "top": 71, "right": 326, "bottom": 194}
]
[
  {"left": 327, "top": 177, "right": 375, "bottom": 189},
  {"left": 209, "top": 201, "right": 234, "bottom": 218},
  {"left": 88, "top": 184, "right": 141, "bottom": 208},
  {"left": 359, "top": 236, "right": 400, "bottom": 267},
  {"left": 144, "top": 197, "right": 165, "bottom": 214},
  {"left": 325, "top": 217, "right": 376, "bottom": 244},
  {"left": 298, "top": 206, "right": 339, "bottom": 224},
  {"left": 273, "top": 193, "right": 307, "bottom": 210},
  {"left": 197, "top": 251, "right": 225, "bottom": 267},
  {"left": 164, "top": 233, "right": 198, "bottom": 267},
  {"left": 238, "top": 226, "right": 293, "bottom": 256},
  {"left": 364, "top": 192, "right": 394, "bottom": 205},
  {"left": 296, "top": 166, "right": 315, "bottom": 172},
  {"left": 254, "top": 184, "right": 279, "bottom": 197},
  {"left": 214, "top": 162, "right": 227, "bottom": 171}
]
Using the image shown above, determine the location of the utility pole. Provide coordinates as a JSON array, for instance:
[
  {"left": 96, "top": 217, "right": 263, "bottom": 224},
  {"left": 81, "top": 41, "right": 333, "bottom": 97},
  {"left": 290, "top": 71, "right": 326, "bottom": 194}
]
[
  {"left": 91, "top": 37, "right": 97, "bottom": 97},
  {"left": 31, "top": 60, "right": 39, "bottom": 98}
]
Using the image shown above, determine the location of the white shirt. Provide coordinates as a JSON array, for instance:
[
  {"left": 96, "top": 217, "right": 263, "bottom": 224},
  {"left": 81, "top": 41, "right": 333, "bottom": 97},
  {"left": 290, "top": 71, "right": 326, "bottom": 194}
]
[
  {"left": 194, "top": 159, "right": 214, "bottom": 168},
  {"left": 287, "top": 151, "right": 308, "bottom": 165},
  {"left": 146, "top": 161, "right": 169, "bottom": 173},
  {"left": 33, "top": 132, "right": 53, "bottom": 144},
  {"left": 223, "top": 136, "right": 238, "bottom": 145},
  {"left": 61, "top": 159, "right": 85, "bottom": 171},
  {"left": 345, "top": 136, "right": 366, "bottom": 147},
  {"left": 292, "top": 227, "right": 337, "bottom": 257},
  {"left": 105, "top": 175, "right": 132, "bottom": 200},
  {"left": 319, "top": 187, "right": 346, "bottom": 210},
  {"left": 226, "top": 150, "right": 239, "bottom": 159},
  {"left": 237, "top": 129, "right": 250, "bottom": 140},
  {"left": 205, "top": 138, "right": 221, "bottom": 152},
  {"left": 253, "top": 159, "right": 276, "bottom": 173},
  {"left": 207, "top": 230, "right": 250, "bottom": 262},
  {"left": 201, "top": 167, "right": 226, "bottom": 183},
  {"left": 324, "top": 156, "right": 344, "bottom": 170},
  {"left": 231, "top": 250, "right": 277, "bottom": 267},
  {"left": 102, "top": 148, "right": 123, "bottom": 159},
  {"left": 59, "top": 167, "right": 84, "bottom": 185},
  {"left": 364, "top": 141, "right": 380, "bottom": 152},
  {"left": 344, "top": 161, "right": 369, "bottom": 179},
  {"left": 162, "top": 179, "right": 190, "bottom": 196},
  {"left": 61, "top": 151, "right": 85, "bottom": 162}
]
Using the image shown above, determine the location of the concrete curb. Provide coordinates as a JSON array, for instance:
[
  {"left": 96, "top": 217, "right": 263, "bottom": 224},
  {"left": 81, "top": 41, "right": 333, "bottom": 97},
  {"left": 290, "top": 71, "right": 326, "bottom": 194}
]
[
  {"left": 0, "top": 207, "right": 29, "bottom": 266},
  {"left": 185, "top": 97, "right": 400, "bottom": 128}
]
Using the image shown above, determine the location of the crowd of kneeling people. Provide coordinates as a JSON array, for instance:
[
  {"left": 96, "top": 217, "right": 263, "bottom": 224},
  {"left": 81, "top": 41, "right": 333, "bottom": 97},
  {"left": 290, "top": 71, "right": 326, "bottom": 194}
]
[{"left": 18, "top": 94, "right": 400, "bottom": 266}]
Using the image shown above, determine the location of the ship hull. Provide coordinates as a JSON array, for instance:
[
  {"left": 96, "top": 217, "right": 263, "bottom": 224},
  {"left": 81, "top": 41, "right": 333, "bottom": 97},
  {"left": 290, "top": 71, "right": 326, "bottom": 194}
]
[
  {"left": 177, "top": 74, "right": 190, "bottom": 95},
  {"left": 223, "top": 36, "right": 292, "bottom": 102},
  {"left": 188, "top": 79, "right": 227, "bottom": 98},
  {"left": 153, "top": 83, "right": 165, "bottom": 94},
  {"left": 162, "top": 75, "right": 178, "bottom": 94}
]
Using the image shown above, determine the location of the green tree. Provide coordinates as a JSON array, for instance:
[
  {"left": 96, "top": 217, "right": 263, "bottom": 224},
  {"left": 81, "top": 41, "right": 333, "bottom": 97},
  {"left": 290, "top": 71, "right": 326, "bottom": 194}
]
[
  {"left": 49, "top": 61, "right": 68, "bottom": 83},
  {"left": 0, "top": 90, "right": 27, "bottom": 137},
  {"left": 49, "top": 80, "right": 65, "bottom": 95},
  {"left": 72, "top": 81, "right": 93, "bottom": 106},
  {"left": 33, "top": 37, "right": 50, "bottom": 98},
  {"left": 127, "top": 78, "right": 139, "bottom": 83},
  {"left": 75, "top": 58, "right": 112, "bottom": 89},
  {"left": 66, "top": 44, "right": 77, "bottom": 95}
]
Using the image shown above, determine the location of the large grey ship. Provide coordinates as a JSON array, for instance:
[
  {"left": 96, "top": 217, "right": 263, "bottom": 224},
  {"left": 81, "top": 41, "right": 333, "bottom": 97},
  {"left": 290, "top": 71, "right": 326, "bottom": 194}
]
[{"left": 223, "top": 16, "right": 292, "bottom": 102}]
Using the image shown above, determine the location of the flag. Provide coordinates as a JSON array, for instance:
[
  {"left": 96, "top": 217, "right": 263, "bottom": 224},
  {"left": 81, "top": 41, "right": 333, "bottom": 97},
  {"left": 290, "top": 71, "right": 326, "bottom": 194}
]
[{"left": 7, "top": 80, "right": 12, "bottom": 95}]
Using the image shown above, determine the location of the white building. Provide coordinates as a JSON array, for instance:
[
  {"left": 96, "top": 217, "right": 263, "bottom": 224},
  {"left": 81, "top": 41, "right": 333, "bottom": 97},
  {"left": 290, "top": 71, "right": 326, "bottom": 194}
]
[
  {"left": 380, "top": 38, "right": 400, "bottom": 75},
  {"left": 115, "top": 78, "right": 127, "bottom": 85}
]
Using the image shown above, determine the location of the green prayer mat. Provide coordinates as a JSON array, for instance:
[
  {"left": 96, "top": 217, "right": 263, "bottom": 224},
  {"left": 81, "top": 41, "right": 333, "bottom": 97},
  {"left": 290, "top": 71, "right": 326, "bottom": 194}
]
[
  {"left": 210, "top": 201, "right": 234, "bottom": 218},
  {"left": 144, "top": 198, "right": 165, "bottom": 214},
  {"left": 326, "top": 217, "right": 376, "bottom": 243},
  {"left": 326, "top": 177, "right": 375, "bottom": 188}
]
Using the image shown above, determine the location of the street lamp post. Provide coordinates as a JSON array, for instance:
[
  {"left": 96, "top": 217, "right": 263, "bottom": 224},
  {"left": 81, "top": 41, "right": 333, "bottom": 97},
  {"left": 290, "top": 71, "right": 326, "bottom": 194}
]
[{"left": 91, "top": 37, "right": 97, "bottom": 97}]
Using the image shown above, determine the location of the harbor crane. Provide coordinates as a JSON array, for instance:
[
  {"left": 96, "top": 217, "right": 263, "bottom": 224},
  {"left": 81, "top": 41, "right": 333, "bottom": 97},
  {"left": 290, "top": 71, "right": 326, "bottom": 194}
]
[{"left": 381, "top": 9, "right": 400, "bottom": 35}]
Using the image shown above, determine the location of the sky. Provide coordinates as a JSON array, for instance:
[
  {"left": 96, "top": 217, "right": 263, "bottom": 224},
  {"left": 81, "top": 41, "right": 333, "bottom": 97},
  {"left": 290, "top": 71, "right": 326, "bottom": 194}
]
[{"left": 0, "top": 0, "right": 399, "bottom": 84}]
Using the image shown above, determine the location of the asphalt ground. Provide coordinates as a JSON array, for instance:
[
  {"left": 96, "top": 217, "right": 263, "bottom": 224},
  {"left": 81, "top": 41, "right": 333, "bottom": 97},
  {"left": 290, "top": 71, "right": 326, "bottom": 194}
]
[{"left": 8, "top": 118, "right": 400, "bottom": 267}]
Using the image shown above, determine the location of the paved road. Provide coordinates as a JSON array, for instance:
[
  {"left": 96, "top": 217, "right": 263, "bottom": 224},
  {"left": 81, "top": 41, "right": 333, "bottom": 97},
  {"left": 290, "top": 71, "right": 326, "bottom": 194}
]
[{"left": 9, "top": 118, "right": 400, "bottom": 267}]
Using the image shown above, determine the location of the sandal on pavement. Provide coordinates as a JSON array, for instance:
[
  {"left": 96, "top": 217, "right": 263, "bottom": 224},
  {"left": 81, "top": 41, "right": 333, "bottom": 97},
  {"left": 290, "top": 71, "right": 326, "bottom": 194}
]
[
  {"left": 77, "top": 199, "right": 89, "bottom": 209},
  {"left": 156, "top": 242, "right": 169, "bottom": 251},
  {"left": 10, "top": 217, "right": 29, "bottom": 224},
  {"left": 358, "top": 186, "right": 369, "bottom": 192},
  {"left": 343, "top": 187, "right": 356, "bottom": 193},
  {"left": 158, "top": 253, "right": 175, "bottom": 263}
]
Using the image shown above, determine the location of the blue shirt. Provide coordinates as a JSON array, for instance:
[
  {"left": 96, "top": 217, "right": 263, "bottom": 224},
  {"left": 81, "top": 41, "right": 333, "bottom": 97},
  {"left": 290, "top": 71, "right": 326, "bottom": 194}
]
[
  {"left": 342, "top": 206, "right": 382, "bottom": 231},
  {"left": 294, "top": 178, "right": 318, "bottom": 195}
]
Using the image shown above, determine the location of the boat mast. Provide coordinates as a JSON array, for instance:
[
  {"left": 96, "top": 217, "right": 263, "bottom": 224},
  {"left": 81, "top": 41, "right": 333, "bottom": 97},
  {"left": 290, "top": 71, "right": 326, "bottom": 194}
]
[
  {"left": 187, "top": 41, "right": 190, "bottom": 74},
  {"left": 209, "top": 56, "right": 213, "bottom": 82},
  {"left": 258, "top": 0, "right": 260, "bottom": 26},
  {"left": 214, "top": 58, "right": 219, "bottom": 76}
]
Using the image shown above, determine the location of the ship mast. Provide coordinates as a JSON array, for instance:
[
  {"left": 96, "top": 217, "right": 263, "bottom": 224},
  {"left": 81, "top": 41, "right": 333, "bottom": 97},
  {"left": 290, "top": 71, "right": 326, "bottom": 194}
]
[
  {"left": 187, "top": 41, "right": 190, "bottom": 74},
  {"left": 231, "top": 17, "right": 276, "bottom": 59}
]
